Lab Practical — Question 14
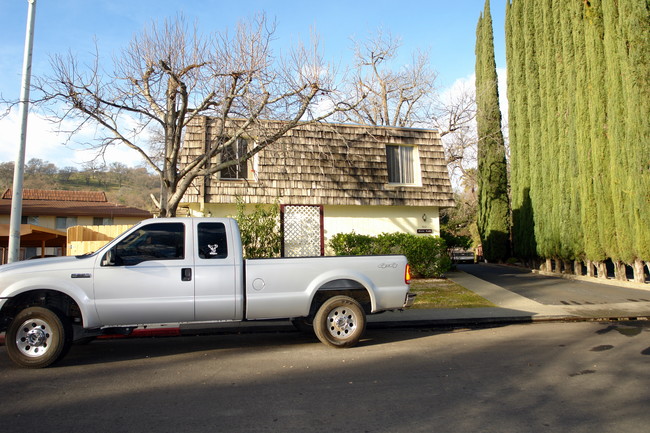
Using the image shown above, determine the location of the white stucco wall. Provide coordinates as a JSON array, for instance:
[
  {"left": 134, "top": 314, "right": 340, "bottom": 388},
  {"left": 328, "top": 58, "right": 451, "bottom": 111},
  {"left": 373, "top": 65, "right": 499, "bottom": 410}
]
[
  {"left": 185, "top": 202, "right": 441, "bottom": 247},
  {"left": 322, "top": 205, "right": 440, "bottom": 238}
]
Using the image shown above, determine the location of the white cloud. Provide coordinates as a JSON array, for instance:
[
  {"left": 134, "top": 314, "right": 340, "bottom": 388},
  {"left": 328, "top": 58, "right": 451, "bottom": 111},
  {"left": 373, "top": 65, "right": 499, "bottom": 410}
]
[{"left": 0, "top": 108, "right": 148, "bottom": 168}]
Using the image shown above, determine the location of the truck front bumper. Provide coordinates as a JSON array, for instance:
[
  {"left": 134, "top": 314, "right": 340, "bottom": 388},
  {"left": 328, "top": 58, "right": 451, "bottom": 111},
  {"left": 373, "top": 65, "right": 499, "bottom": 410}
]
[{"left": 403, "top": 293, "right": 416, "bottom": 308}]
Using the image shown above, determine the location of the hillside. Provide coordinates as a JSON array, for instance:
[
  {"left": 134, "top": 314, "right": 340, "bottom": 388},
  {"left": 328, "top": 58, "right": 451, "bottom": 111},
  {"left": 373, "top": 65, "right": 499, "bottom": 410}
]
[{"left": 0, "top": 159, "right": 159, "bottom": 212}]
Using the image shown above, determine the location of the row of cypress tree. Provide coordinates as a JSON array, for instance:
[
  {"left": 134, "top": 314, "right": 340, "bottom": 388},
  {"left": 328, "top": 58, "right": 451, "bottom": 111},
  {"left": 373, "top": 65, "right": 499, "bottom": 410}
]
[{"left": 504, "top": 0, "right": 649, "bottom": 281}]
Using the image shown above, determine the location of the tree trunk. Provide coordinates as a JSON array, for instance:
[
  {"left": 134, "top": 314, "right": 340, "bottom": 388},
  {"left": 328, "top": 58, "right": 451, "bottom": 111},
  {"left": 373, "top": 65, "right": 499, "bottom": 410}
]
[
  {"left": 613, "top": 261, "right": 627, "bottom": 281},
  {"left": 544, "top": 258, "right": 552, "bottom": 272},
  {"left": 586, "top": 260, "right": 595, "bottom": 277},
  {"left": 574, "top": 260, "right": 582, "bottom": 276},
  {"left": 633, "top": 259, "right": 646, "bottom": 284},
  {"left": 596, "top": 261, "right": 608, "bottom": 279}
]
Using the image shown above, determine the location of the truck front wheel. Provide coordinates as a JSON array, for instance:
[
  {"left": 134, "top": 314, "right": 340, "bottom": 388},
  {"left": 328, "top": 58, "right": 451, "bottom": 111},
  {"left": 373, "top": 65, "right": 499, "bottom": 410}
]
[
  {"left": 313, "top": 295, "right": 366, "bottom": 348},
  {"left": 6, "top": 306, "right": 72, "bottom": 368}
]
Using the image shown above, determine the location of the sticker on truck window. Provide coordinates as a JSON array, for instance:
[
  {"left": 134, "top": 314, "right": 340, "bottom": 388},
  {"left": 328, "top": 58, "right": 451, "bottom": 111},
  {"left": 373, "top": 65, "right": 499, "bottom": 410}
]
[{"left": 198, "top": 223, "right": 228, "bottom": 259}]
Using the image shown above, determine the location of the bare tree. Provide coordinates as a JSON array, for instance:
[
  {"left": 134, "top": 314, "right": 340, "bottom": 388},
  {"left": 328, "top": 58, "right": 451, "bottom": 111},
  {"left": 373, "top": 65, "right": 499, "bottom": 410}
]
[
  {"left": 342, "top": 29, "right": 477, "bottom": 190},
  {"left": 443, "top": 122, "right": 478, "bottom": 184},
  {"left": 32, "top": 14, "right": 355, "bottom": 216},
  {"left": 344, "top": 29, "right": 475, "bottom": 132},
  {"left": 343, "top": 30, "right": 435, "bottom": 128}
]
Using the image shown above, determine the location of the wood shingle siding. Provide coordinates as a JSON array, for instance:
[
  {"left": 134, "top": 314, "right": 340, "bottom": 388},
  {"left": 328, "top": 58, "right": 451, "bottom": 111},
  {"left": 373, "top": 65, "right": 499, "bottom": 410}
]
[{"left": 181, "top": 117, "right": 454, "bottom": 208}]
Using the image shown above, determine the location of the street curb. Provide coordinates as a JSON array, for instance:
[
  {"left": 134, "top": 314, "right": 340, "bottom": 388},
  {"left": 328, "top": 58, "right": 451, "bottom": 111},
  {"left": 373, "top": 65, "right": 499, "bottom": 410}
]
[{"left": 2, "top": 314, "right": 649, "bottom": 347}]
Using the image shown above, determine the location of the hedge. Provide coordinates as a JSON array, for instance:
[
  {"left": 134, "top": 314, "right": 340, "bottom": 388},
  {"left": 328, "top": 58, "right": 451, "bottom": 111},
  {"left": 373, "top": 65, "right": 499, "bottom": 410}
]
[{"left": 329, "top": 232, "right": 451, "bottom": 278}]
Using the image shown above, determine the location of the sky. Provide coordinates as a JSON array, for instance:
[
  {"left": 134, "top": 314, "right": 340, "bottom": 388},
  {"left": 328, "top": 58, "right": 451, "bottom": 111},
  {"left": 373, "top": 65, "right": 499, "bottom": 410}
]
[{"left": 0, "top": 0, "right": 507, "bottom": 169}]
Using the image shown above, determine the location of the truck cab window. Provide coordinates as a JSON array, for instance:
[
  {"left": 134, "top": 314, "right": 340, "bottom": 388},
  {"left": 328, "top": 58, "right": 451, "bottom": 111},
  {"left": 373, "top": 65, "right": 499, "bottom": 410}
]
[
  {"left": 198, "top": 222, "right": 228, "bottom": 259},
  {"left": 107, "top": 223, "right": 185, "bottom": 266}
]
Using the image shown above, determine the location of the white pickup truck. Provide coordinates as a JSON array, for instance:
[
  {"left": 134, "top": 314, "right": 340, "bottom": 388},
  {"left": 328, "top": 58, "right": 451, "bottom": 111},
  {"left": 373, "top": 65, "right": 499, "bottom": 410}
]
[{"left": 0, "top": 217, "right": 414, "bottom": 368}]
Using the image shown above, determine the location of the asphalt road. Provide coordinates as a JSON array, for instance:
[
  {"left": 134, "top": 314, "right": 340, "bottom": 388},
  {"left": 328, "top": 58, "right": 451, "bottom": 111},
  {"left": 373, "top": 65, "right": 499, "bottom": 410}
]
[
  {"left": 458, "top": 264, "right": 650, "bottom": 306},
  {"left": 1, "top": 321, "right": 649, "bottom": 433}
]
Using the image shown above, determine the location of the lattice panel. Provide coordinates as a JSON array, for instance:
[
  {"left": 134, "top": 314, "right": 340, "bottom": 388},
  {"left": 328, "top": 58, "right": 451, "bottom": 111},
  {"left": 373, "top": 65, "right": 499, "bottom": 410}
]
[{"left": 283, "top": 206, "right": 322, "bottom": 257}]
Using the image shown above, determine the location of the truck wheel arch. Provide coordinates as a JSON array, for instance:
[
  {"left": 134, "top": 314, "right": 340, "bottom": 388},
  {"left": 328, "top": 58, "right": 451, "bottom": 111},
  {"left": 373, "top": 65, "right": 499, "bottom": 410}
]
[
  {"left": 309, "top": 279, "right": 374, "bottom": 316},
  {"left": 1, "top": 289, "right": 83, "bottom": 332}
]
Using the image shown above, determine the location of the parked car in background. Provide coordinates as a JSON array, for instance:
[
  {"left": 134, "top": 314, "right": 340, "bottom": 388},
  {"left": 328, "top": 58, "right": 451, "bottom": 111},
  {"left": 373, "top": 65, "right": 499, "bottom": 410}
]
[{"left": 451, "top": 248, "right": 475, "bottom": 264}]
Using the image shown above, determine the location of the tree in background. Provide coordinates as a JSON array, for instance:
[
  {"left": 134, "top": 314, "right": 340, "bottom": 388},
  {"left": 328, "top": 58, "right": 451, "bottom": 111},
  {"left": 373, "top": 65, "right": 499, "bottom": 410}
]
[
  {"left": 474, "top": 0, "right": 510, "bottom": 262},
  {"left": 440, "top": 168, "right": 478, "bottom": 249},
  {"left": 31, "top": 14, "right": 357, "bottom": 217},
  {"left": 344, "top": 28, "right": 478, "bottom": 186}
]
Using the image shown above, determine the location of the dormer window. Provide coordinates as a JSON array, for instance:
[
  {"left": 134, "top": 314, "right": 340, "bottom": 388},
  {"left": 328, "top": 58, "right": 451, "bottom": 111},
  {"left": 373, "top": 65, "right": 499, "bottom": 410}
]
[
  {"left": 386, "top": 145, "right": 420, "bottom": 185},
  {"left": 220, "top": 138, "right": 248, "bottom": 180}
]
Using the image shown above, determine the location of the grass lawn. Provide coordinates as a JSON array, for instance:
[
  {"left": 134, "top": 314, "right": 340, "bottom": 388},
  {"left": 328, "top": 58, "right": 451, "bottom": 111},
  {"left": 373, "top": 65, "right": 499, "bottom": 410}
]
[{"left": 410, "top": 278, "right": 496, "bottom": 309}]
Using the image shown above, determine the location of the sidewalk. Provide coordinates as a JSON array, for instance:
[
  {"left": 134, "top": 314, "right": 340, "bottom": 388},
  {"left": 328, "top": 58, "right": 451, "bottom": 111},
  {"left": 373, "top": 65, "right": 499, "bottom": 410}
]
[{"left": 364, "top": 270, "right": 650, "bottom": 329}]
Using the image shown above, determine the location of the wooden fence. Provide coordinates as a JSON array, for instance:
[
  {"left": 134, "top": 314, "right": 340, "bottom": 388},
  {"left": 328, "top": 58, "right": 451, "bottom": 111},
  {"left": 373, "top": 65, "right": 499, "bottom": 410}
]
[{"left": 66, "top": 225, "right": 133, "bottom": 256}]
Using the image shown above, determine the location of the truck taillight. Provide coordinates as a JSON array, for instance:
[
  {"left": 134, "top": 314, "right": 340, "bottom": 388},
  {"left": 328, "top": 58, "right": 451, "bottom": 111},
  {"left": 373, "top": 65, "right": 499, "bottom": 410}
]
[{"left": 405, "top": 264, "right": 412, "bottom": 284}]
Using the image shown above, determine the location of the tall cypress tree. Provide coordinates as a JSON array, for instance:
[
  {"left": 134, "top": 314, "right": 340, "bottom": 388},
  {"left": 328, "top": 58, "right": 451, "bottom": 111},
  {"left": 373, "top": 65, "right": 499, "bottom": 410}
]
[
  {"left": 557, "top": 0, "right": 583, "bottom": 263},
  {"left": 475, "top": 0, "right": 510, "bottom": 262},
  {"left": 617, "top": 0, "right": 650, "bottom": 277},
  {"left": 507, "top": 0, "right": 536, "bottom": 262}
]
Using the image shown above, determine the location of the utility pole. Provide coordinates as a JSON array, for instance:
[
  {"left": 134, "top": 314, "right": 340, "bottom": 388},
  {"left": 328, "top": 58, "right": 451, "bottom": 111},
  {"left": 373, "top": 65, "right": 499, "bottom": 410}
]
[{"left": 8, "top": 0, "right": 37, "bottom": 263}]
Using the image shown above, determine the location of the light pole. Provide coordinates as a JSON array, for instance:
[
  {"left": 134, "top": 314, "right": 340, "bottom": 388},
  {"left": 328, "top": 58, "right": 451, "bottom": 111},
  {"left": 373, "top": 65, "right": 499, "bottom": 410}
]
[{"left": 8, "top": 0, "right": 37, "bottom": 263}]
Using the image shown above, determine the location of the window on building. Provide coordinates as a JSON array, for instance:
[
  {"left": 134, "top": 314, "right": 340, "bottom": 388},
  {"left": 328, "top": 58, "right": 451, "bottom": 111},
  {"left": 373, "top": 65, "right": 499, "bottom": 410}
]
[
  {"left": 21, "top": 216, "right": 39, "bottom": 225},
  {"left": 220, "top": 138, "right": 248, "bottom": 180},
  {"left": 56, "top": 216, "right": 78, "bottom": 230},
  {"left": 93, "top": 217, "right": 114, "bottom": 226},
  {"left": 386, "top": 145, "right": 419, "bottom": 184}
]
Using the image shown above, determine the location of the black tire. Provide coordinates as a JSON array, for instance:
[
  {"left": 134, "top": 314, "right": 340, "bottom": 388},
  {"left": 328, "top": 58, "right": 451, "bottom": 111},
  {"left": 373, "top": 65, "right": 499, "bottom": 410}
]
[
  {"left": 6, "top": 306, "right": 72, "bottom": 368},
  {"left": 313, "top": 295, "right": 366, "bottom": 348}
]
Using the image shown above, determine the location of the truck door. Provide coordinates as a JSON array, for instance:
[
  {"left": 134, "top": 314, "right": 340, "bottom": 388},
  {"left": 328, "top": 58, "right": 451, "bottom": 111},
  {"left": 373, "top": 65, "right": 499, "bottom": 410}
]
[
  {"left": 193, "top": 221, "right": 239, "bottom": 320},
  {"left": 93, "top": 221, "right": 195, "bottom": 325}
]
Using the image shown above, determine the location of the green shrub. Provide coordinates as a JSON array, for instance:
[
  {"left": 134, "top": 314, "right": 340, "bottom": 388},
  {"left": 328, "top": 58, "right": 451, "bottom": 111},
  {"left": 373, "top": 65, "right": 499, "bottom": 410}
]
[
  {"left": 232, "top": 199, "right": 282, "bottom": 259},
  {"left": 328, "top": 232, "right": 376, "bottom": 256},
  {"left": 329, "top": 231, "right": 451, "bottom": 278}
]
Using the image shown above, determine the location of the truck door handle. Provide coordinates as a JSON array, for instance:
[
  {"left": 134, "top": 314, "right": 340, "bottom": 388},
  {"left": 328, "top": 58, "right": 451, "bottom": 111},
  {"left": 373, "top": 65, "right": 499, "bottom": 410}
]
[{"left": 181, "top": 268, "right": 192, "bottom": 281}]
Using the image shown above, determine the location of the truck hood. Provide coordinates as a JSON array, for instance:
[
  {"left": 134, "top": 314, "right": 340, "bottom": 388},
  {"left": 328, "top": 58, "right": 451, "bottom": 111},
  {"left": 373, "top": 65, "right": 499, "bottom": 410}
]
[{"left": 0, "top": 255, "right": 95, "bottom": 275}]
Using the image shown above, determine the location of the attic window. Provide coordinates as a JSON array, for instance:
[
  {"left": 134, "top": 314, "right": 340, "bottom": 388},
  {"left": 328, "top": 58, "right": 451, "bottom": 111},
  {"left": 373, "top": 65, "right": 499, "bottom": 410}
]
[
  {"left": 386, "top": 145, "right": 419, "bottom": 185},
  {"left": 220, "top": 138, "right": 248, "bottom": 180}
]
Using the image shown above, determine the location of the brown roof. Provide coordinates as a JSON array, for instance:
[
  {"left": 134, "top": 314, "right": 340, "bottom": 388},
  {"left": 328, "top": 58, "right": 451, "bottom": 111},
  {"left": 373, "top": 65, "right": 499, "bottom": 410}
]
[
  {"left": 1, "top": 189, "right": 151, "bottom": 218},
  {"left": 181, "top": 118, "right": 455, "bottom": 208},
  {"left": 2, "top": 189, "right": 108, "bottom": 202}
]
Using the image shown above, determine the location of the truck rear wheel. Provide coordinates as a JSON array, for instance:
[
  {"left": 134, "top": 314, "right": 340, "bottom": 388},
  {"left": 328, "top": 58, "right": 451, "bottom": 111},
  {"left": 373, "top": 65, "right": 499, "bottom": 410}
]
[
  {"left": 313, "top": 295, "right": 366, "bottom": 348},
  {"left": 6, "top": 306, "right": 72, "bottom": 368}
]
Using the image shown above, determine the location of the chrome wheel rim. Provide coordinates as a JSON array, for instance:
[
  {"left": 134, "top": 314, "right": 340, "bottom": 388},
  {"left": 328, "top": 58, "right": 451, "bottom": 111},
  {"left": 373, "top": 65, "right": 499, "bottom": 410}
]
[
  {"left": 326, "top": 306, "right": 357, "bottom": 340},
  {"left": 15, "top": 318, "right": 53, "bottom": 358}
]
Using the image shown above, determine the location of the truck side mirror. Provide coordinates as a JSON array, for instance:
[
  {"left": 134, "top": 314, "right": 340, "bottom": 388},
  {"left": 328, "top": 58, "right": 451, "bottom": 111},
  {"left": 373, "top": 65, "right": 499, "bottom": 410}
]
[{"left": 101, "top": 248, "right": 116, "bottom": 267}]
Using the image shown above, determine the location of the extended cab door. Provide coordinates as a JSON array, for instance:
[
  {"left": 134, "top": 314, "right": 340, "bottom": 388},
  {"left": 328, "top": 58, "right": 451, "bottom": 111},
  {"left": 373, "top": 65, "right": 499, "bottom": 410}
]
[
  {"left": 192, "top": 220, "right": 240, "bottom": 321},
  {"left": 92, "top": 221, "right": 195, "bottom": 325}
]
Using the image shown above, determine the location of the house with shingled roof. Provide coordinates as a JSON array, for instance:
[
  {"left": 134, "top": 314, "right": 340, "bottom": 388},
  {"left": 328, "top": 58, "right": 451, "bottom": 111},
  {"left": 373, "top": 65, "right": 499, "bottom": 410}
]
[
  {"left": 0, "top": 189, "right": 151, "bottom": 262},
  {"left": 179, "top": 117, "right": 454, "bottom": 256}
]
